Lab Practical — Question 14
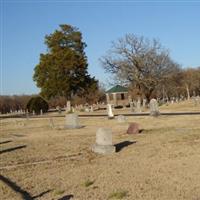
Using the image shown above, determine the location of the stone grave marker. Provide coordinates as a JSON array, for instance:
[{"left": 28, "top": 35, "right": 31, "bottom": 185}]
[
  {"left": 92, "top": 128, "right": 116, "bottom": 154},
  {"left": 49, "top": 118, "right": 55, "bottom": 129},
  {"left": 65, "top": 113, "right": 82, "bottom": 129},
  {"left": 149, "top": 98, "right": 160, "bottom": 117},
  {"left": 142, "top": 99, "right": 147, "bottom": 108},
  {"left": 107, "top": 104, "right": 114, "bottom": 119},
  {"left": 135, "top": 99, "right": 141, "bottom": 113},
  {"left": 66, "top": 101, "right": 71, "bottom": 112},
  {"left": 117, "top": 115, "right": 126, "bottom": 123},
  {"left": 130, "top": 101, "right": 134, "bottom": 112}
]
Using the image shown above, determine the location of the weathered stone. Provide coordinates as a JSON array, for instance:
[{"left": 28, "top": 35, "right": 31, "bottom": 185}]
[
  {"left": 127, "top": 123, "right": 140, "bottom": 134},
  {"left": 65, "top": 101, "right": 71, "bottom": 113},
  {"left": 107, "top": 104, "right": 114, "bottom": 119},
  {"left": 117, "top": 115, "right": 126, "bottom": 123},
  {"left": 149, "top": 99, "right": 160, "bottom": 117},
  {"left": 142, "top": 99, "right": 147, "bottom": 107},
  {"left": 135, "top": 99, "right": 141, "bottom": 113},
  {"left": 130, "top": 102, "right": 134, "bottom": 112},
  {"left": 65, "top": 113, "right": 82, "bottom": 129},
  {"left": 92, "top": 128, "right": 116, "bottom": 154},
  {"left": 49, "top": 118, "right": 54, "bottom": 129}
]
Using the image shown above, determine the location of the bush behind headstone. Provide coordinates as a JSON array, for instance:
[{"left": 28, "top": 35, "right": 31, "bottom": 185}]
[{"left": 26, "top": 96, "right": 49, "bottom": 114}]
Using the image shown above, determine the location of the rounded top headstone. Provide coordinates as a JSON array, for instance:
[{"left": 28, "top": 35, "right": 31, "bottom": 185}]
[{"left": 96, "top": 128, "right": 112, "bottom": 146}]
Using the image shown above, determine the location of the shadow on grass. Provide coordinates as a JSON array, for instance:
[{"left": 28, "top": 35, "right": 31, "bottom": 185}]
[
  {"left": 58, "top": 194, "right": 74, "bottom": 200},
  {"left": 0, "top": 140, "right": 12, "bottom": 145},
  {"left": 114, "top": 141, "right": 136, "bottom": 152},
  {"left": 0, "top": 145, "right": 27, "bottom": 154},
  {"left": 0, "top": 175, "right": 51, "bottom": 200}
]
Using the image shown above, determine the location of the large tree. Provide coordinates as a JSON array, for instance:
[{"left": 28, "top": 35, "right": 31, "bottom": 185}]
[
  {"left": 33, "top": 24, "right": 97, "bottom": 100},
  {"left": 101, "top": 34, "right": 180, "bottom": 101}
]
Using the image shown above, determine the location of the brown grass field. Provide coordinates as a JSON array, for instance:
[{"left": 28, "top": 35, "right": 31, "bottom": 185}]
[{"left": 0, "top": 100, "right": 200, "bottom": 200}]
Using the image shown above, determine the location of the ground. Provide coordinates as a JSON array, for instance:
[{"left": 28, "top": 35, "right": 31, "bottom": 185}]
[{"left": 0, "top": 100, "right": 200, "bottom": 200}]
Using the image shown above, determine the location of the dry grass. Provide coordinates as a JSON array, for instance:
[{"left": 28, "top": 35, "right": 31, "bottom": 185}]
[{"left": 0, "top": 101, "right": 200, "bottom": 200}]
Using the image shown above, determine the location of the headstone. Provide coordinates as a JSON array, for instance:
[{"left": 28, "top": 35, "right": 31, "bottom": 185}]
[
  {"left": 85, "top": 107, "right": 90, "bottom": 112},
  {"left": 49, "top": 118, "right": 55, "bottom": 129},
  {"left": 90, "top": 105, "right": 94, "bottom": 112},
  {"left": 57, "top": 106, "right": 62, "bottom": 114},
  {"left": 127, "top": 123, "right": 140, "bottom": 134},
  {"left": 32, "top": 110, "right": 35, "bottom": 115},
  {"left": 130, "top": 102, "right": 134, "bottom": 112},
  {"left": 135, "top": 99, "right": 141, "bottom": 113},
  {"left": 117, "top": 115, "right": 126, "bottom": 123},
  {"left": 142, "top": 99, "right": 147, "bottom": 107},
  {"left": 40, "top": 109, "right": 43, "bottom": 115},
  {"left": 65, "top": 113, "right": 82, "bottom": 129},
  {"left": 149, "top": 99, "right": 160, "bottom": 117},
  {"left": 92, "top": 128, "right": 116, "bottom": 154},
  {"left": 66, "top": 101, "right": 71, "bottom": 112},
  {"left": 107, "top": 104, "right": 114, "bottom": 119}
]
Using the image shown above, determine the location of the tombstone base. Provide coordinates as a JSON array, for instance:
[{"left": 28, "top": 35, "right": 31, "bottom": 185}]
[{"left": 92, "top": 144, "right": 116, "bottom": 154}]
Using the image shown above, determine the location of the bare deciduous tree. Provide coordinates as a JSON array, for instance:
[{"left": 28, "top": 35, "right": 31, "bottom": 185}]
[{"left": 101, "top": 34, "right": 180, "bottom": 101}]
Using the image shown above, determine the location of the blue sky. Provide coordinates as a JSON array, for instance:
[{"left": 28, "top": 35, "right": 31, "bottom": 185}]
[{"left": 1, "top": 1, "right": 200, "bottom": 95}]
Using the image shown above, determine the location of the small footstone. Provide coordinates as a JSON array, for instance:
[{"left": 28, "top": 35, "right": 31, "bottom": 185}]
[
  {"left": 92, "top": 128, "right": 116, "bottom": 154},
  {"left": 117, "top": 115, "right": 126, "bottom": 123},
  {"left": 127, "top": 123, "right": 140, "bottom": 134}
]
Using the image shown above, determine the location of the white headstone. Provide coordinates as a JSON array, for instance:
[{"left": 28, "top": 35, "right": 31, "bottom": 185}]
[
  {"left": 117, "top": 115, "right": 126, "bottom": 123},
  {"left": 107, "top": 104, "right": 114, "bottom": 119},
  {"left": 66, "top": 101, "right": 71, "bottom": 112},
  {"left": 149, "top": 99, "right": 160, "bottom": 117},
  {"left": 65, "top": 113, "right": 82, "bottom": 129},
  {"left": 92, "top": 128, "right": 116, "bottom": 154},
  {"left": 49, "top": 118, "right": 54, "bottom": 129},
  {"left": 135, "top": 99, "right": 141, "bottom": 113},
  {"left": 130, "top": 102, "right": 134, "bottom": 112},
  {"left": 142, "top": 99, "right": 147, "bottom": 107}
]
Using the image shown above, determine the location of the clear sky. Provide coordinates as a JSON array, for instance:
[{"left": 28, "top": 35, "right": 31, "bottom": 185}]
[{"left": 1, "top": 0, "right": 200, "bottom": 95}]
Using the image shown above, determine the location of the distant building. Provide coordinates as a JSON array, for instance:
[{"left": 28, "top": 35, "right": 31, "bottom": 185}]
[{"left": 106, "top": 85, "right": 129, "bottom": 106}]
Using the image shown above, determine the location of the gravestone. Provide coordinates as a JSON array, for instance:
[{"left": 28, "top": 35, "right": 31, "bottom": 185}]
[
  {"left": 32, "top": 110, "right": 35, "bottom": 115},
  {"left": 40, "top": 109, "right": 43, "bottom": 115},
  {"left": 142, "top": 99, "right": 147, "bottom": 107},
  {"left": 135, "top": 99, "right": 141, "bottom": 113},
  {"left": 130, "top": 102, "right": 134, "bottom": 112},
  {"left": 65, "top": 113, "right": 82, "bottom": 129},
  {"left": 149, "top": 99, "right": 160, "bottom": 117},
  {"left": 107, "top": 104, "right": 114, "bottom": 119},
  {"left": 127, "top": 123, "right": 140, "bottom": 134},
  {"left": 66, "top": 101, "right": 71, "bottom": 112},
  {"left": 90, "top": 105, "right": 94, "bottom": 112},
  {"left": 92, "top": 128, "right": 116, "bottom": 154},
  {"left": 117, "top": 115, "right": 126, "bottom": 123},
  {"left": 49, "top": 118, "right": 55, "bottom": 129}
]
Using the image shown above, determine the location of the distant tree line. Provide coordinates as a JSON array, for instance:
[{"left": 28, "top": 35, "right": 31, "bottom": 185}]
[{"left": 0, "top": 90, "right": 105, "bottom": 114}]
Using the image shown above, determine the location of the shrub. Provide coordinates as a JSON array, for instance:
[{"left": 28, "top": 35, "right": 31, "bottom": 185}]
[{"left": 26, "top": 96, "right": 49, "bottom": 114}]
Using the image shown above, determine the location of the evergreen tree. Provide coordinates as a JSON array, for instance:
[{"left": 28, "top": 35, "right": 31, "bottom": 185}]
[{"left": 33, "top": 24, "right": 97, "bottom": 100}]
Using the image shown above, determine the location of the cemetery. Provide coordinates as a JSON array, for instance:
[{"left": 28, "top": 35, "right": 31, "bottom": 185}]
[
  {"left": 1, "top": 2, "right": 200, "bottom": 200},
  {"left": 1, "top": 99, "right": 200, "bottom": 200}
]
